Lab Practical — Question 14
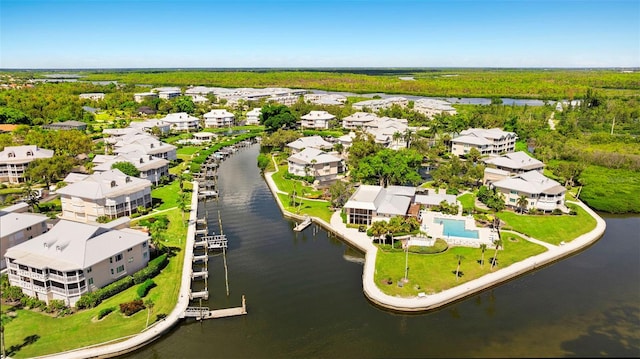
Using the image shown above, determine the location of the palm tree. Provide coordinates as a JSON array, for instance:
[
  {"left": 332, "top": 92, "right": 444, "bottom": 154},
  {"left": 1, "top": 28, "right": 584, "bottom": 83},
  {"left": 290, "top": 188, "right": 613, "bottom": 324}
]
[
  {"left": 369, "top": 220, "right": 388, "bottom": 244},
  {"left": 516, "top": 195, "right": 529, "bottom": 214},
  {"left": 479, "top": 243, "right": 487, "bottom": 267},
  {"left": 392, "top": 131, "right": 402, "bottom": 148},
  {"left": 491, "top": 238, "right": 503, "bottom": 271},
  {"left": 455, "top": 254, "right": 465, "bottom": 280},
  {"left": 21, "top": 181, "right": 40, "bottom": 212}
]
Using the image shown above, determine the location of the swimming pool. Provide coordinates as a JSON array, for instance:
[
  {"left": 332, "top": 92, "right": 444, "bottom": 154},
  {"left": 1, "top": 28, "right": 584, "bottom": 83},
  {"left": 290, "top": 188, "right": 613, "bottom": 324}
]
[{"left": 436, "top": 218, "right": 479, "bottom": 239}]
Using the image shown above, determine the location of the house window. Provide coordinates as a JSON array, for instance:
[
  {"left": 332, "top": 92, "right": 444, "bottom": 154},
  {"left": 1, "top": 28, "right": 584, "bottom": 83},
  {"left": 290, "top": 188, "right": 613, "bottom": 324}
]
[
  {"left": 88, "top": 278, "right": 94, "bottom": 285},
  {"left": 116, "top": 265, "right": 125, "bottom": 273},
  {"left": 128, "top": 257, "right": 134, "bottom": 263},
  {"left": 109, "top": 257, "right": 113, "bottom": 263},
  {"left": 143, "top": 252, "right": 148, "bottom": 259},
  {"left": 87, "top": 267, "right": 92, "bottom": 273},
  {"left": 110, "top": 180, "right": 117, "bottom": 188},
  {"left": 115, "top": 254, "right": 123, "bottom": 262},
  {"left": 127, "top": 248, "right": 133, "bottom": 252},
  {"left": 510, "top": 190, "right": 518, "bottom": 195},
  {"left": 26, "top": 151, "right": 33, "bottom": 156},
  {"left": 510, "top": 198, "right": 516, "bottom": 203},
  {"left": 142, "top": 242, "right": 148, "bottom": 248}
]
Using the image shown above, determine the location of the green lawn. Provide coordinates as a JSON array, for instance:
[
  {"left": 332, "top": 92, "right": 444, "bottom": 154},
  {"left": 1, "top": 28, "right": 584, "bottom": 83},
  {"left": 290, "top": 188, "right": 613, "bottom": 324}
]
[
  {"left": 497, "top": 204, "right": 596, "bottom": 245},
  {"left": 374, "top": 232, "right": 547, "bottom": 297},
  {"left": 3, "top": 208, "right": 187, "bottom": 358},
  {"left": 176, "top": 146, "right": 202, "bottom": 156},
  {"left": 151, "top": 180, "right": 183, "bottom": 210},
  {"left": 276, "top": 193, "right": 334, "bottom": 223},
  {"left": 270, "top": 163, "right": 323, "bottom": 197},
  {"left": 457, "top": 193, "right": 476, "bottom": 213}
]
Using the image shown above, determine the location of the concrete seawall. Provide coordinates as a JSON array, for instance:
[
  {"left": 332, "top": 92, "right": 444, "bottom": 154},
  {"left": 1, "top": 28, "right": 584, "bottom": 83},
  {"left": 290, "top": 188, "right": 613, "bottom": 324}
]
[{"left": 264, "top": 170, "right": 607, "bottom": 312}]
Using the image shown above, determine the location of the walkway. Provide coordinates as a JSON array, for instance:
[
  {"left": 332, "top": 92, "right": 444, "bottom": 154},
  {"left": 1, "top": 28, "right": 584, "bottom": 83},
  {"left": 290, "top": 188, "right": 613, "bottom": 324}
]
[{"left": 37, "top": 183, "right": 200, "bottom": 359}]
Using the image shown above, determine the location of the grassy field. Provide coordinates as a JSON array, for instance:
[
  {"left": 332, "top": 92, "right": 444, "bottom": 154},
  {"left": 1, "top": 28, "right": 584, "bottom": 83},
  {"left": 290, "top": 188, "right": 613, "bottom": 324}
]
[
  {"left": 2, "top": 208, "right": 187, "bottom": 358},
  {"left": 497, "top": 204, "right": 596, "bottom": 245},
  {"left": 276, "top": 193, "right": 333, "bottom": 223},
  {"left": 374, "top": 232, "right": 547, "bottom": 297},
  {"left": 457, "top": 192, "right": 476, "bottom": 214},
  {"left": 150, "top": 180, "right": 183, "bottom": 210},
  {"left": 577, "top": 165, "right": 640, "bottom": 213},
  {"left": 270, "top": 162, "right": 323, "bottom": 197}
]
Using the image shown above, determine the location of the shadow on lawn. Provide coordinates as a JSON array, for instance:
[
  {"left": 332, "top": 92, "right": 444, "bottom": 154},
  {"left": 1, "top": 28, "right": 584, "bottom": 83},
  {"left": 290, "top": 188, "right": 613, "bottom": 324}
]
[{"left": 7, "top": 334, "right": 40, "bottom": 357}]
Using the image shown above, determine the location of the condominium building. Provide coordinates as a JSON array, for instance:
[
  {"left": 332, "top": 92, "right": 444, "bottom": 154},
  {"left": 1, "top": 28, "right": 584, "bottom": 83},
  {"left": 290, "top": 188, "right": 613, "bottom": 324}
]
[
  {"left": 0, "top": 145, "right": 54, "bottom": 183},
  {"left": 5, "top": 219, "right": 149, "bottom": 306},
  {"left": 451, "top": 128, "right": 517, "bottom": 156},
  {"left": 56, "top": 169, "right": 152, "bottom": 223},
  {"left": 0, "top": 203, "right": 49, "bottom": 270},
  {"left": 204, "top": 109, "right": 235, "bottom": 128}
]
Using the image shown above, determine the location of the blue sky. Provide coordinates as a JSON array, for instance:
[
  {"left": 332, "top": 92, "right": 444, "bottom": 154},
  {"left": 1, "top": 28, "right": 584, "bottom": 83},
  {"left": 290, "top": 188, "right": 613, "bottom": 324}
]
[{"left": 1, "top": 0, "right": 638, "bottom": 68}]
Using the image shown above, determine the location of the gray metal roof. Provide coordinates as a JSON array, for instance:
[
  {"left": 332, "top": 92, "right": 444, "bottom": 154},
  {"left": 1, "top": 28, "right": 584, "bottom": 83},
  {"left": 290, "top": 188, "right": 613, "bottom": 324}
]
[{"left": 5, "top": 220, "right": 148, "bottom": 271}]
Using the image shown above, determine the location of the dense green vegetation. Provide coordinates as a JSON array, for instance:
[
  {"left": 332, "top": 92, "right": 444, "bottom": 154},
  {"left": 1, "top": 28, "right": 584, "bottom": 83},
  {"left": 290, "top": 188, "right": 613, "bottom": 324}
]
[{"left": 73, "top": 69, "right": 640, "bottom": 100}]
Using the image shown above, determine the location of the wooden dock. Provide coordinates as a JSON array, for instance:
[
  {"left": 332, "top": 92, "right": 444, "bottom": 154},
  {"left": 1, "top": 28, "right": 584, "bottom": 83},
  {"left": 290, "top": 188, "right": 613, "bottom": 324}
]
[
  {"left": 293, "top": 216, "right": 312, "bottom": 232},
  {"left": 182, "top": 295, "right": 247, "bottom": 320}
]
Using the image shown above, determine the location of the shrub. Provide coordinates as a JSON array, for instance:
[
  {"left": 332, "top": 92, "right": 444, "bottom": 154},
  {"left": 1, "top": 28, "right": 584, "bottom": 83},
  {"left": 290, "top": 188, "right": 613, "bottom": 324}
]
[
  {"left": 133, "top": 254, "right": 169, "bottom": 284},
  {"left": 98, "top": 307, "right": 115, "bottom": 320},
  {"left": 76, "top": 276, "right": 135, "bottom": 309},
  {"left": 119, "top": 299, "right": 145, "bottom": 316},
  {"left": 45, "top": 299, "right": 67, "bottom": 313},
  {"left": 136, "top": 279, "right": 156, "bottom": 298}
]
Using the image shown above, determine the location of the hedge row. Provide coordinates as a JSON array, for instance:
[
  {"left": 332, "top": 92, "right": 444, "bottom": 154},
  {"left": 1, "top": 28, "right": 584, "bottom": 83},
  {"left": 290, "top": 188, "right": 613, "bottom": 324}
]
[
  {"left": 133, "top": 254, "right": 168, "bottom": 284},
  {"left": 76, "top": 275, "right": 135, "bottom": 309}
]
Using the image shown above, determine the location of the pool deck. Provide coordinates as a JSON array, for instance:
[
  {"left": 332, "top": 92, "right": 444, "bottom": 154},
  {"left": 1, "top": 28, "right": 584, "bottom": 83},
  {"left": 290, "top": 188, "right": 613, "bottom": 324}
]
[{"left": 421, "top": 211, "right": 496, "bottom": 248}]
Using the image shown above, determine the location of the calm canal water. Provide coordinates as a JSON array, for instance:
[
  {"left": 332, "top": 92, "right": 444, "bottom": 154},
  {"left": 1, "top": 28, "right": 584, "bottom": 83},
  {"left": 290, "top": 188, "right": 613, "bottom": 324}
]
[{"left": 126, "top": 145, "right": 639, "bottom": 358}]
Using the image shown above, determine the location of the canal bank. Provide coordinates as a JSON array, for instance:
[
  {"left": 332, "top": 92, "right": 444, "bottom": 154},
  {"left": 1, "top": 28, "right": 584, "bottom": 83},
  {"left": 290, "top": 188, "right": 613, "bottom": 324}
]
[{"left": 263, "top": 167, "right": 607, "bottom": 312}]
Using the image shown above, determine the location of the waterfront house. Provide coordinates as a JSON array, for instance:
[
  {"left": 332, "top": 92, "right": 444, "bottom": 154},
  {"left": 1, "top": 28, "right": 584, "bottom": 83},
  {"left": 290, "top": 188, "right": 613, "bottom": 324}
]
[
  {"left": 0, "top": 145, "right": 54, "bottom": 184},
  {"left": 451, "top": 128, "right": 517, "bottom": 157},
  {"left": 303, "top": 93, "right": 347, "bottom": 106},
  {"left": 287, "top": 148, "right": 345, "bottom": 183},
  {"left": 300, "top": 111, "right": 335, "bottom": 130},
  {"left": 4, "top": 219, "right": 149, "bottom": 306},
  {"left": 413, "top": 98, "right": 457, "bottom": 118},
  {"left": 160, "top": 112, "right": 200, "bottom": 132},
  {"left": 56, "top": 169, "right": 152, "bottom": 223},
  {"left": 343, "top": 185, "right": 416, "bottom": 225},
  {"left": 491, "top": 170, "right": 567, "bottom": 212},
  {"left": 204, "top": 109, "right": 235, "bottom": 128},
  {"left": 0, "top": 203, "right": 49, "bottom": 270},
  {"left": 482, "top": 151, "right": 544, "bottom": 184},
  {"left": 286, "top": 136, "right": 334, "bottom": 154}
]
